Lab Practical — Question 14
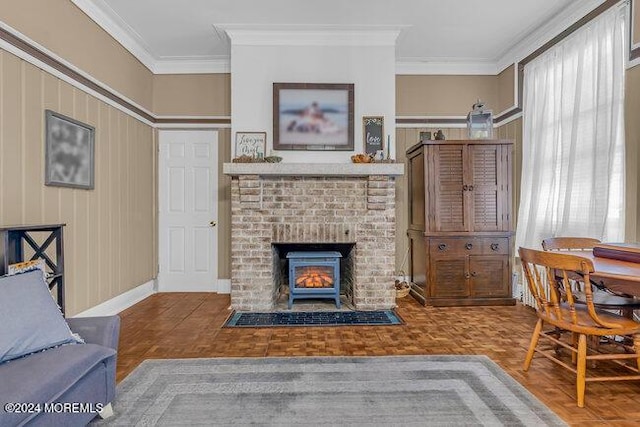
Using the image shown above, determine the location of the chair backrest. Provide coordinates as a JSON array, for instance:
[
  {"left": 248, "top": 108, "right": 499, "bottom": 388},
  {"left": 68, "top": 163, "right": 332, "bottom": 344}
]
[
  {"left": 518, "top": 247, "right": 623, "bottom": 329},
  {"left": 541, "top": 237, "right": 601, "bottom": 252}
]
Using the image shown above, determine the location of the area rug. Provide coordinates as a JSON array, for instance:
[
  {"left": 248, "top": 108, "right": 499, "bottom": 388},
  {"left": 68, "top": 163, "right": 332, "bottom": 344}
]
[
  {"left": 224, "top": 310, "right": 403, "bottom": 327},
  {"left": 96, "top": 356, "right": 566, "bottom": 426}
]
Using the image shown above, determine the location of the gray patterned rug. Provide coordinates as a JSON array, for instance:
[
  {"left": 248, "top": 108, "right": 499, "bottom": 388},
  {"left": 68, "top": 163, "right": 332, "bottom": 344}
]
[{"left": 97, "top": 356, "right": 566, "bottom": 426}]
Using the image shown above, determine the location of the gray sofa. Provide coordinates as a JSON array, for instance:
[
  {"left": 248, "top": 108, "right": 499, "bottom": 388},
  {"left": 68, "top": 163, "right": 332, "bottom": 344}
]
[{"left": 0, "top": 315, "right": 120, "bottom": 426}]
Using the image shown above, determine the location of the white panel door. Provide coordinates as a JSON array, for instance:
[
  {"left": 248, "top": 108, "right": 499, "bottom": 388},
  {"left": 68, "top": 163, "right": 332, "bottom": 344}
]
[{"left": 158, "top": 130, "right": 218, "bottom": 291}]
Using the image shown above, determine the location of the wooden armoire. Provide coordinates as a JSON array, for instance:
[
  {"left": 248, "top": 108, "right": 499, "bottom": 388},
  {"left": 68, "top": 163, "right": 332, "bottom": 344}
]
[{"left": 406, "top": 139, "right": 515, "bottom": 306}]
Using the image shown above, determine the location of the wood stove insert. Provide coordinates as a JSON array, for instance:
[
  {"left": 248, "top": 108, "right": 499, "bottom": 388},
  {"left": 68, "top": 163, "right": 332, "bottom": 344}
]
[{"left": 287, "top": 251, "right": 342, "bottom": 309}]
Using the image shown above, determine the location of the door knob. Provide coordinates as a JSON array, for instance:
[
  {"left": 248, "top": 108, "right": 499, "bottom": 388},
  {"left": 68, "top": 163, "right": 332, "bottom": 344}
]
[{"left": 209, "top": 221, "right": 217, "bottom": 227}]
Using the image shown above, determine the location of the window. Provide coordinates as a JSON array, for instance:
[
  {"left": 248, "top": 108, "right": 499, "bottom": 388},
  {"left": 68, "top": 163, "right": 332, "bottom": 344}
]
[{"left": 515, "top": 5, "right": 627, "bottom": 250}]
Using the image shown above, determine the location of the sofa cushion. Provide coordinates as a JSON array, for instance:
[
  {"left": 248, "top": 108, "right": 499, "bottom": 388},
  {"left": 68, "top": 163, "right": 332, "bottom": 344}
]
[
  {"left": 0, "top": 270, "right": 80, "bottom": 363},
  {"left": 0, "top": 343, "right": 116, "bottom": 426}
]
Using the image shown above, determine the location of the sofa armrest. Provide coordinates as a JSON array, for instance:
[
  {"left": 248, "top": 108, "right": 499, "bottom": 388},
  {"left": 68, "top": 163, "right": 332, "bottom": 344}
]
[{"left": 66, "top": 315, "right": 120, "bottom": 351}]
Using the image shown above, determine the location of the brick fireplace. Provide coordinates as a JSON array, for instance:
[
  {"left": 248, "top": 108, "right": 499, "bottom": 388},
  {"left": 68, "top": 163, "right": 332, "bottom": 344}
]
[{"left": 223, "top": 163, "right": 404, "bottom": 311}]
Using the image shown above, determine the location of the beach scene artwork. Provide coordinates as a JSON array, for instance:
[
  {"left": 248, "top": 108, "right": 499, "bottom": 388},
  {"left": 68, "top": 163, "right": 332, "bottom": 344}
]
[{"left": 278, "top": 88, "right": 349, "bottom": 147}]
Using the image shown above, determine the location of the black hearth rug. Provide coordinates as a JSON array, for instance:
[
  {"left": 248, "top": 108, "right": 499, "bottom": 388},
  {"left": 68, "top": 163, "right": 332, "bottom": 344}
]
[{"left": 224, "top": 310, "right": 403, "bottom": 327}]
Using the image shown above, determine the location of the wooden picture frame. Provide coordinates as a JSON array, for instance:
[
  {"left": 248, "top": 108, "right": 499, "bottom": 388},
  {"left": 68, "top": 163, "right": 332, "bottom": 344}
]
[
  {"left": 363, "top": 116, "right": 384, "bottom": 155},
  {"left": 273, "top": 82, "right": 354, "bottom": 151},
  {"left": 45, "top": 110, "right": 95, "bottom": 190},
  {"left": 420, "top": 131, "right": 432, "bottom": 142},
  {"left": 235, "top": 132, "right": 267, "bottom": 158}
]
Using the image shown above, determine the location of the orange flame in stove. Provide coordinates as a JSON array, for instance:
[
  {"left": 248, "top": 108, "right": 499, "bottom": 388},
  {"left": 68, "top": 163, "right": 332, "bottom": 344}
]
[{"left": 295, "top": 267, "right": 334, "bottom": 288}]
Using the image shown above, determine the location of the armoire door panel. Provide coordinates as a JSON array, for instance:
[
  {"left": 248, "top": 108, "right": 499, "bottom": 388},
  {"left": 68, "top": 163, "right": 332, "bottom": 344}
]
[
  {"left": 432, "top": 145, "right": 466, "bottom": 231},
  {"left": 430, "top": 258, "right": 469, "bottom": 298},
  {"left": 409, "top": 152, "right": 425, "bottom": 228},
  {"left": 469, "top": 145, "right": 502, "bottom": 231},
  {"left": 469, "top": 256, "right": 509, "bottom": 297}
]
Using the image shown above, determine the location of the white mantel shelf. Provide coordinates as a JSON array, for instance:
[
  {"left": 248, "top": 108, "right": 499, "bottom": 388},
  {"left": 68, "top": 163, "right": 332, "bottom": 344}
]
[{"left": 223, "top": 162, "right": 404, "bottom": 177}]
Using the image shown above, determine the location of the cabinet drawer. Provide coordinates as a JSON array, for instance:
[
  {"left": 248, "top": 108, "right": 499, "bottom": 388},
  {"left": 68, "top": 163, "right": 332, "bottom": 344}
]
[
  {"left": 429, "top": 237, "right": 509, "bottom": 256},
  {"left": 475, "top": 238, "right": 509, "bottom": 255},
  {"left": 429, "top": 238, "right": 468, "bottom": 256}
]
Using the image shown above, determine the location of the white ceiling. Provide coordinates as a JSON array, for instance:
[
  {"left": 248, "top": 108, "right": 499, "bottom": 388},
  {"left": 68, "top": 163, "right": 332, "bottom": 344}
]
[{"left": 72, "top": 0, "right": 604, "bottom": 74}]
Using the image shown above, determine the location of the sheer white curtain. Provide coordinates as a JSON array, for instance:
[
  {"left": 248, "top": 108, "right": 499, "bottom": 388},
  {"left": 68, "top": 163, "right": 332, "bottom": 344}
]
[{"left": 516, "top": 5, "right": 626, "bottom": 251}]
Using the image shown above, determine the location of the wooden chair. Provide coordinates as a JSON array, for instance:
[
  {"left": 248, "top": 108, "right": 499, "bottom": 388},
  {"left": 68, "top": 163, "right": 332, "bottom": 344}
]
[
  {"left": 519, "top": 247, "right": 640, "bottom": 407},
  {"left": 542, "top": 237, "right": 640, "bottom": 318},
  {"left": 541, "top": 237, "right": 602, "bottom": 252}
]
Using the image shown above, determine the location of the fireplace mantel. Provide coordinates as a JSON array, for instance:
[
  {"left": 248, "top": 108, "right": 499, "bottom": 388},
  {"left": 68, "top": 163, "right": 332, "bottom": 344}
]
[{"left": 223, "top": 162, "right": 404, "bottom": 177}]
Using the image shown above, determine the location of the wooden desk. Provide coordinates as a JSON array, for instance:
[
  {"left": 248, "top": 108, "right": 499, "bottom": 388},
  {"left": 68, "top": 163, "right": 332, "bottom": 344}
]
[{"left": 567, "top": 251, "right": 640, "bottom": 298}]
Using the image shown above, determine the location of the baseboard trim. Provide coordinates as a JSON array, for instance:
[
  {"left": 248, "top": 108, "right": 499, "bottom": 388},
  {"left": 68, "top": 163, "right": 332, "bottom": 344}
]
[
  {"left": 158, "top": 279, "right": 231, "bottom": 293},
  {"left": 218, "top": 279, "right": 231, "bottom": 294},
  {"left": 74, "top": 280, "right": 156, "bottom": 317}
]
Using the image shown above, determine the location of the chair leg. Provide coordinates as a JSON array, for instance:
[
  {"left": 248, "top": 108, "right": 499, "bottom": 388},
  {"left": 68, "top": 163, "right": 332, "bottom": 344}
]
[
  {"left": 571, "top": 333, "right": 578, "bottom": 364},
  {"left": 524, "top": 319, "right": 543, "bottom": 371},
  {"left": 634, "top": 334, "right": 640, "bottom": 371},
  {"left": 576, "top": 334, "right": 587, "bottom": 408}
]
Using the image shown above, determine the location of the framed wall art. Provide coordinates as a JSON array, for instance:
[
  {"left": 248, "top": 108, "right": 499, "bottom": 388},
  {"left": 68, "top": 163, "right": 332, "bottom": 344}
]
[
  {"left": 45, "top": 110, "right": 95, "bottom": 190},
  {"left": 235, "top": 131, "right": 267, "bottom": 158},
  {"left": 273, "top": 82, "right": 354, "bottom": 151}
]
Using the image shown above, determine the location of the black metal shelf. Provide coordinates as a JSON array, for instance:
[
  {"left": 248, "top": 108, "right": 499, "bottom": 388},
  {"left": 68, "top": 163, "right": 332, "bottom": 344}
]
[{"left": 0, "top": 224, "right": 66, "bottom": 315}]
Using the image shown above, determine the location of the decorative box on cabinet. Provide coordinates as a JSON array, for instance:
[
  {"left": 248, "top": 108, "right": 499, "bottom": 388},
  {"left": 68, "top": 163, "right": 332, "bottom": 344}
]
[
  {"left": 406, "top": 140, "right": 515, "bottom": 306},
  {"left": 0, "top": 224, "right": 66, "bottom": 314}
]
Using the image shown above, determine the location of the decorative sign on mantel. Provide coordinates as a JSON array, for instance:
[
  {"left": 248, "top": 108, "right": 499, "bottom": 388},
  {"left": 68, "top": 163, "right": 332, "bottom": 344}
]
[
  {"left": 235, "top": 132, "right": 266, "bottom": 158},
  {"left": 363, "top": 116, "right": 384, "bottom": 156}
]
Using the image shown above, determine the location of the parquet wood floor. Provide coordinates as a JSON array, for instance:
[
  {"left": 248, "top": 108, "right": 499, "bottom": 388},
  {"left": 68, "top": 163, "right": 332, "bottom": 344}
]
[{"left": 116, "top": 293, "right": 640, "bottom": 426}]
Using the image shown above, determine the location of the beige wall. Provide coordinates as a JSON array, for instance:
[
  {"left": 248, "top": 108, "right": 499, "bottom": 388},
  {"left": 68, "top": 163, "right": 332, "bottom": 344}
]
[
  {"left": 153, "top": 74, "right": 231, "bottom": 116},
  {"left": 2, "top": 0, "right": 153, "bottom": 111},
  {"left": 496, "top": 118, "right": 523, "bottom": 230},
  {"left": 217, "top": 129, "right": 232, "bottom": 279},
  {"left": 396, "top": 75, "right": 498, "bottom": 116},
  {"left": 0, "top": 48, "right": 157, "bottom": 316},
  {"left": 496, "top": 65, "right": 516, "bottom": 113}
]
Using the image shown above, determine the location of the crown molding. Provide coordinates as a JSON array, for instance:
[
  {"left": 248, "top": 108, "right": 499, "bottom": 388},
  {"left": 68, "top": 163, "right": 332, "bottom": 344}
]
[
  {"left": 494, "top": 0, "right": 605, "bottom": 72},
  {"left": 215, "top": 24, "right": 407, "bottom": 47},
  {"left": 153, "top": 58, "right": 230, "bottom": 74},
  {"left": 72, "top": 0, "right": 603, "bottom": 75},
  {"left": 71, "top": 0, "right": 157, "bottom": 72},
  {"left": 396, "top": 60, "right": 498, "bottom": 75},
  {"left": 397, "top": 0, "right": 606, "bottom": 75}
]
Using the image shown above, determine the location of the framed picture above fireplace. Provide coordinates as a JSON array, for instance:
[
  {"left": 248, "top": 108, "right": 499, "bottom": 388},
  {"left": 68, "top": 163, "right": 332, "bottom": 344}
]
[{"left": 273, "top": 83, "right": 354, "bottom": 151}]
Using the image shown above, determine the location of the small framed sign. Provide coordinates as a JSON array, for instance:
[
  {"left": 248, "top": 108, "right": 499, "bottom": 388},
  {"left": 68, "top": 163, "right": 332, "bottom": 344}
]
[
  {"left": 363, "top": 116, "right": 384, "bottom": 155},
  {"left": 235, "top": 132, "right": 266, "bottom": 158}
]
